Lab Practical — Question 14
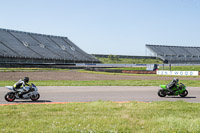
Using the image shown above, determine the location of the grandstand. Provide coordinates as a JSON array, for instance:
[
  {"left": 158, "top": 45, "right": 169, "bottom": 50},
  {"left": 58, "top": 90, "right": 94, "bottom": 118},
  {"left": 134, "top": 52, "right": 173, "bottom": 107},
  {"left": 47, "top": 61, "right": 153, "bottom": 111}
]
[
  {"left": 146, "top": 44, "right": 200, "bottom": 64},
  {"left": 0, "top": 28, "right": 100, "bottom": 66}
]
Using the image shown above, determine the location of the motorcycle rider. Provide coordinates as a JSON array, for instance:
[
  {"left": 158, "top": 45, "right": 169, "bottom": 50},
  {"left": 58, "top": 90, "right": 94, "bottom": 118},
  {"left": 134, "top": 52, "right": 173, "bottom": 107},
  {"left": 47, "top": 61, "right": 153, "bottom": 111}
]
[
  {"left": 13, "top": 77, "right": 30, "bottom": 97},
  {"left": 166, "top": 78, "right": 179, "bottom": 94}
]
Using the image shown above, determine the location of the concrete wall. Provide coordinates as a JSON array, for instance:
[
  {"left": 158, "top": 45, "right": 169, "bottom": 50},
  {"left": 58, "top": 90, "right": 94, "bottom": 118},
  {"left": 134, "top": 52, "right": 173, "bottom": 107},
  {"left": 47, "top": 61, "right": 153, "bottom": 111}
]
[{"left": 85, "top": 68, "right": 156, "bottom": 74}]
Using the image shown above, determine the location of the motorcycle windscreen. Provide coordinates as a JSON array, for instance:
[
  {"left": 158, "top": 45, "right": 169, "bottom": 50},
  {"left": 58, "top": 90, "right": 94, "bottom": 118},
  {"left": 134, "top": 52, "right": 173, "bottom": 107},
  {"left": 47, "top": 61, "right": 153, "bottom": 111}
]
[{"left": 32, "top": 84, "right": 36, "bottom": 87}]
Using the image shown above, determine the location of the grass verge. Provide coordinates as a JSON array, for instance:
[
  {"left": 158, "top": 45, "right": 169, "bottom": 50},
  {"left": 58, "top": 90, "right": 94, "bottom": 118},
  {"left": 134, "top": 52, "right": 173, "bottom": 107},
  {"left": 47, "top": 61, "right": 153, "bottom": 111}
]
[
  {"left": 103, "top": 65, "right": 200, "bottom": 71},
  {"left": 0, "top": 101, "right": 200, "bottom": 132},
  {"left": 79, "top": 70, "right": 200, "bottom": 78},
  {"left": 1, "top": 79, "right": 200, "bottom": 87},
  {"left": 159, "top": 65, "right": 200, "bottom": 71},
  {"left": 97, "top": 57, "right": 163, "bottom": 64}
]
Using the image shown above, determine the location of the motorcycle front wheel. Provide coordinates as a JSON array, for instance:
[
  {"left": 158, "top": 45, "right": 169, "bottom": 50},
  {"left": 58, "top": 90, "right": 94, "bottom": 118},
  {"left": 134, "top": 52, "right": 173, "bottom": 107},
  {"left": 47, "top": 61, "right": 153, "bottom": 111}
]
[
  {"left": 179, "top": 90, "right": 188, "bottom": 97},
  {"left": 5, "top": 92, "right": 16, "bottom": 102},
  {"left": 30, "top": 94, "right": 40, "bottom": 101},
  {"left": 158, "top": 89, "right": 166, "bottom": 97}
]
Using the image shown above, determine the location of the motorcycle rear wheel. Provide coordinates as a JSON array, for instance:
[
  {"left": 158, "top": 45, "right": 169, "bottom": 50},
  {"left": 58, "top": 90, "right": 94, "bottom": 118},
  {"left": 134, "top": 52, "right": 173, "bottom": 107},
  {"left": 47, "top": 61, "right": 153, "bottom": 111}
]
[
  {"left": 5, "top": 92, "right": 16, "bottom": 102},
  {"left": 179, "top": 90, "right": 188, "bottom": 97},
  {"left": 158, "top": 89, "right": 166, "bottom": 97},
  {"left": 30, "top": 94, "right": 40, "bottom": 101}
]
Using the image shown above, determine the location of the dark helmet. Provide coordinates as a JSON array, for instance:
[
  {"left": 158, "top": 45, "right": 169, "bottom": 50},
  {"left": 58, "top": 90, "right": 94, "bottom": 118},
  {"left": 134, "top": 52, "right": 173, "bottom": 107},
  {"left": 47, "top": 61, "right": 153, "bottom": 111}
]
[
  {"left": 173, "top": 78, "right": 179, "bottom": 83},
  {"left": 24, "top": 77, "right": 29, "bottom": 83}
]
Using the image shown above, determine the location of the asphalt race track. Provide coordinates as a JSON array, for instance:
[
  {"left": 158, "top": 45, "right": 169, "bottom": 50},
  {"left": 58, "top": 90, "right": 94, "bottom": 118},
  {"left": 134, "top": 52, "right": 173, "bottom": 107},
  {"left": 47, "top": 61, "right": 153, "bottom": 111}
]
[{"left": 0, "top": 86, "right": 199, "bottom": 104}]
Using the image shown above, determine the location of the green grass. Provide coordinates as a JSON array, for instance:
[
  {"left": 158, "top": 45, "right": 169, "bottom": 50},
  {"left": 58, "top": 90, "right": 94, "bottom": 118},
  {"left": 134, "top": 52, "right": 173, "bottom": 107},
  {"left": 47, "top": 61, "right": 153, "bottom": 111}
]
[
  {"left": 159, "top": 65, "right": 200, "bottom": 71},
  {"left": 97, "top": 57, "right": 163, "bottom": 64},
  {"left": 106, "top": 67, "right": 147, "bottom": 71},
  {"left": 0, "top": 101, "right": 200, "bottom": 132},
  {"left": 80, "top": 70, "right": 200, "bottom": 78},
  {"left": 1, "top": 79, "right": 200, "bottom": 87},
  {"left": 103, "top": 65, "right": 200, "bottom": 71}
]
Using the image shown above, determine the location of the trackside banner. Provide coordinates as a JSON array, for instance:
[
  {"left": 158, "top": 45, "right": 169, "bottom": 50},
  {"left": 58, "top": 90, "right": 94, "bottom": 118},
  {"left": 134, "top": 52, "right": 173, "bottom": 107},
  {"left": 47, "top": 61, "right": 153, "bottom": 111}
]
[{"left": 157, "top": 70, "right": 199, "bottom": 76}]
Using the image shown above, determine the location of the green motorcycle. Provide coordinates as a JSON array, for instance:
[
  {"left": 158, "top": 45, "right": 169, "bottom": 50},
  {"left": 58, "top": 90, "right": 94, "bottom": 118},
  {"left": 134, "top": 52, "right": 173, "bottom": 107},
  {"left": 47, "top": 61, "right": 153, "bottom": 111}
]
[{"left": 158, "top": 83, "right": 188, "bottom": 97}]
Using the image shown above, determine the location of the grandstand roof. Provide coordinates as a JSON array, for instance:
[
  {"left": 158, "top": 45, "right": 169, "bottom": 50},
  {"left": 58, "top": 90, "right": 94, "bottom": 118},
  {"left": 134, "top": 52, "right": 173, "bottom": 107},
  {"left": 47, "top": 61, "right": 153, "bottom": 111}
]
[
  {"left": 146, "top": 44, "right": 200, "bottom": 64},
  {"left": 0, "top": 28, "right": 99, "bottom": 63}
]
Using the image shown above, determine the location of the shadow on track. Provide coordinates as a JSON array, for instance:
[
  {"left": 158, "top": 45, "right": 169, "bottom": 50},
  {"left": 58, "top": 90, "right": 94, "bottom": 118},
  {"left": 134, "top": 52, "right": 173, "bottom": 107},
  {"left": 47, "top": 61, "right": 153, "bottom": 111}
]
[
  {"left": 165, "top": 96, "right": 196, "bottom": 99},
  {"left": 13, "top": 100, "right": 52, "bottom": 103}
]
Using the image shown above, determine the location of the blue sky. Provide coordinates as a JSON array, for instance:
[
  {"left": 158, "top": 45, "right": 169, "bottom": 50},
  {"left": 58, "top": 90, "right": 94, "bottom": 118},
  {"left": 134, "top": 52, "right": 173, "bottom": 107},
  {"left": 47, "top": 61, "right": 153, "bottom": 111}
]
[{"left": 0, "top": 0, "right": 200, "bottom": 55}]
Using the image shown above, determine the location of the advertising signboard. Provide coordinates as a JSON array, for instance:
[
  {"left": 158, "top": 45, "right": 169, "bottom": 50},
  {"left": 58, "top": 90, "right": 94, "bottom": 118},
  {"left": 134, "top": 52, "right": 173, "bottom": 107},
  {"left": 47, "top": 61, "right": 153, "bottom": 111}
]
[{"left": 156, "top": 70, "right": 199, "bottom": 76}]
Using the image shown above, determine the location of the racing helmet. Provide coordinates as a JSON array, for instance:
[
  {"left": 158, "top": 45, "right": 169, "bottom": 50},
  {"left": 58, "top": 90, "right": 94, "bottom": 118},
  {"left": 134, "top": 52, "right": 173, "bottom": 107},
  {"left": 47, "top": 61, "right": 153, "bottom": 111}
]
[
  {"left": 24, "top": 77, "right": 29, "bottom": 83},
  {"left": 173, "top": 78, "right": 179, "bottom": 83}
]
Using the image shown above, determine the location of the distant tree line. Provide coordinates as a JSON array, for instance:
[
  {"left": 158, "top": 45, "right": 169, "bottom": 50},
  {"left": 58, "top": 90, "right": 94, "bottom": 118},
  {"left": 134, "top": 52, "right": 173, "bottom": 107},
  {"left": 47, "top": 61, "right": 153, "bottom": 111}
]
[{"left": 108, "top": 55, "right": 119, "bottom": 61}]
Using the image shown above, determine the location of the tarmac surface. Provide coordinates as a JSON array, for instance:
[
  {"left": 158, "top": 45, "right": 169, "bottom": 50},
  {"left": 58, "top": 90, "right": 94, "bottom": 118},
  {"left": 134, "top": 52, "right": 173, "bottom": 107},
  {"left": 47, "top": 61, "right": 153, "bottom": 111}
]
[{"left": 0, "top": 86, "right": 199, "bottom": 104}]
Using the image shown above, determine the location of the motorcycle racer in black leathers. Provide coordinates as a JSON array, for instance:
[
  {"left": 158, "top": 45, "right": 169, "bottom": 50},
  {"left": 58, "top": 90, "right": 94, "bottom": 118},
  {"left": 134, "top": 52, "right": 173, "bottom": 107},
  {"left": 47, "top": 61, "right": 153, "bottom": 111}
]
[{"left": 166, "top": 78, "right": 179, "bottom": 94}]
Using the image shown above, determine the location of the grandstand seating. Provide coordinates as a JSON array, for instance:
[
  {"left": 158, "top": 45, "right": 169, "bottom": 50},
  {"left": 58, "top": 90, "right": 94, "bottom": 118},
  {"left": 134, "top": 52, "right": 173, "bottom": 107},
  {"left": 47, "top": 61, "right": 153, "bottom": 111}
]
[
  {"left": 146, "top": 44, "right": 200, "bottom": 64},
  {"left": 0, "top": 28, "right": 100, "bottom": 64}
]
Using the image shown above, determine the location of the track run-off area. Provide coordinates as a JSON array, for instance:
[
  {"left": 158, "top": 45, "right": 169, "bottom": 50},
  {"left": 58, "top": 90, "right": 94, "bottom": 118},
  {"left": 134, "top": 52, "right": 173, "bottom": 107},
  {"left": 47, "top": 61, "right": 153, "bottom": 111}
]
[{"left": 0, "top": 86, "right": 199, "bottom": 105}]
